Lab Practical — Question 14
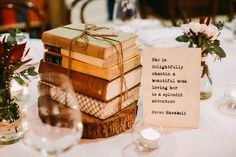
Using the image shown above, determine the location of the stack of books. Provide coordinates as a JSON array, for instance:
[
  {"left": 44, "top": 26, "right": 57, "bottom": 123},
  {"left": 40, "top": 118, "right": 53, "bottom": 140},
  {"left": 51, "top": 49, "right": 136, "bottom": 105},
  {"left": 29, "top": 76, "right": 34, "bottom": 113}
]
[{"left": 38, "top": 24, "right": 142, "bottom": 139}]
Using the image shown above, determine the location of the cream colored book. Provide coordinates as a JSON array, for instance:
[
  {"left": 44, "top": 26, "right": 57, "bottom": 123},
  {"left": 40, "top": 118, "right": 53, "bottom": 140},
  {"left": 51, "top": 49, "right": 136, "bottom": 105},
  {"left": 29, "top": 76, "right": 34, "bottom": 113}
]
[
  {"left": 63, "top": 55, "right": 141, "bottom": 80},
  {"left": 42, "top": 24, "right": 137, "bottom": 59},
  {"left": 60, "top": 46, "right": 140, "bottom": 68},
  {"left": 39, "top": 81, "right": 140, "bottom": 119}
]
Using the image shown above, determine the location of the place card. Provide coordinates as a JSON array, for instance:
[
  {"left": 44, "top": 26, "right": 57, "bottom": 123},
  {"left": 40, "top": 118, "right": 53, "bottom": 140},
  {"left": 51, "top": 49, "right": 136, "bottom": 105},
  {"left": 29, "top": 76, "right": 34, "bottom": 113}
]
[{"left": 142, "top": 48, "right": 201, "bottom": 128}]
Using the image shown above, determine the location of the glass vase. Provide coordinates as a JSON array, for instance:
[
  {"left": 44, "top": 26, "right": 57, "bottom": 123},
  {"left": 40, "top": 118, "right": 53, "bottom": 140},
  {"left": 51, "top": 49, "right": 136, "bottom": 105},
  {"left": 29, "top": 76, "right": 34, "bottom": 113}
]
[
  {"left": 200, "top": 59, "right": 213, "bottom": 100},
  {"left": 0, "top": 87, "right": 23, "bottom": 145}
]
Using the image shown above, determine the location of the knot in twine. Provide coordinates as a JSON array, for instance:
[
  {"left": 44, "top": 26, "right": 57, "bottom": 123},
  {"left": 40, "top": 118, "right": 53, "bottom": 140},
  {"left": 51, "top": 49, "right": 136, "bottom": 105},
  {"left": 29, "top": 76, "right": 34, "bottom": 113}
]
[{"left": 63, "top": 24, "right": 128, "bottom": 109}]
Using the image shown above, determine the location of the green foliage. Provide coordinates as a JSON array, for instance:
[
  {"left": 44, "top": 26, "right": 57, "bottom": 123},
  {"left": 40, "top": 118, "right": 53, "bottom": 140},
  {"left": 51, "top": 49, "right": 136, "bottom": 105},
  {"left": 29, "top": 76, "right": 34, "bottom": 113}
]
[
  {"left": 176, "top": 34, "right": 189, "bottom": 42},
  {"left": 0, "top": 29, "right": 38, "bottom": 123},
  {"left": 176, "top": 31, "right": 226, "bottom": 60},
  {"left": 214, "top": 21, "right": 224, "bottom": 31}
]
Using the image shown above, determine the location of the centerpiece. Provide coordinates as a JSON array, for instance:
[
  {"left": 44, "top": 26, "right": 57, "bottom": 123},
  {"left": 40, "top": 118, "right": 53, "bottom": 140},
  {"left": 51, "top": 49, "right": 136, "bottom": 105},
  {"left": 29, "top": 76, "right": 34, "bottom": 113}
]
[
  {"left": 176, "top": 17, "right": 226, "bottom": 100},
  {"left": 0, "top": 30, "right": 37, "bottom": 144}
]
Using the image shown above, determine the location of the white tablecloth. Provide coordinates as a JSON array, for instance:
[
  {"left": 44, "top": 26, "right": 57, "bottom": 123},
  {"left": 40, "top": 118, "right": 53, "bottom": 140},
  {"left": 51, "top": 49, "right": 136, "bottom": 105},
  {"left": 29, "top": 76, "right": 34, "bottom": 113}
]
[{"left": 0, "top": 25, "right": 236, "bottom": 157}]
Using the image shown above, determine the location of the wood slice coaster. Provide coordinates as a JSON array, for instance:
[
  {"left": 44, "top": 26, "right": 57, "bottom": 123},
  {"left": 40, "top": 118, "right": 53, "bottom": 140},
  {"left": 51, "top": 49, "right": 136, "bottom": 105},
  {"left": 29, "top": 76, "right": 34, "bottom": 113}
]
[{"left": 38, "top": 96, "right": 137, "bottom": 139}]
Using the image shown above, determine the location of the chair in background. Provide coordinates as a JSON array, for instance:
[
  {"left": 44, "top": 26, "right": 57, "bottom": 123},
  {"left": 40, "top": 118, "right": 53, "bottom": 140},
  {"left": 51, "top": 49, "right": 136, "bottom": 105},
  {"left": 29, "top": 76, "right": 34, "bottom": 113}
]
[
  {"left": 137, "top": 0, "right": 219, "bottom": 26},
  {"left": 0, "top": 0, "right": 46, "bottom": 38},
  {"left": 65, "top": 0, "right": 95, "bottom": 24},
  {"left": 176, "top": 0, "right": 218, "bottom": 22},
  {"left": 228, "top": 0, "right": 236, "bottom": 21}
]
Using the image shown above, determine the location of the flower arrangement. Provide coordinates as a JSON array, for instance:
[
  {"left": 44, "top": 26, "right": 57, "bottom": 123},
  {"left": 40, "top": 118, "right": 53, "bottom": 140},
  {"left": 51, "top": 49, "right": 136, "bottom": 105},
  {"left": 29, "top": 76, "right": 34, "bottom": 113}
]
[
  {"left": 0, "top": 29, "right": 37, "bottom": 123},
  {"left": 176, "top": 17, "right": 226, "bottom": 59},
  {"left": 176, "top": 17, "right": 226, "bottom": 99}
]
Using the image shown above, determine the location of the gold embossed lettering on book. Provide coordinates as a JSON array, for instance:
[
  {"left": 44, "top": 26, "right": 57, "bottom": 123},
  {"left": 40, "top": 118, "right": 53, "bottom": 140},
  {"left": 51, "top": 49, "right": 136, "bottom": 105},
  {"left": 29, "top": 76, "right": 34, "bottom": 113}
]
[{"left": 39, "top": 60, "right": 142, "bottom": 102}]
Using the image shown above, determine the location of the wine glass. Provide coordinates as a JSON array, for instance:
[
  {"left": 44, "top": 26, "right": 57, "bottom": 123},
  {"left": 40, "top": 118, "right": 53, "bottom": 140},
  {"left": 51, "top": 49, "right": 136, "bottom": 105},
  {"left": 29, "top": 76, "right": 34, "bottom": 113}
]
[
  {"left": 122, "top": 120, "right": 165, "bottom": 157},
  {"left": 21, "top": 72, "right": 83, "bottom": 157},
  {"left": 219, "top": 82, "right": 236, "bottom": 116},
  {"left": 112, "top": 0, "right": 140, "bottom": 28}
]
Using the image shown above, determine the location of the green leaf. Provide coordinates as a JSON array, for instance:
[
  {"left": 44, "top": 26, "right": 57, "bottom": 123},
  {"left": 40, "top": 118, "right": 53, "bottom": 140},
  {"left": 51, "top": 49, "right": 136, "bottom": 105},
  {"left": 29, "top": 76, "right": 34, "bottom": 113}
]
[
  {"left": 28, "top": 71, "right": 38, "bottom": 76},
  {"left": 198, "top": 35, "right": 203, "bottom": 47},
  {"left": 13, "top": 77, "right": 25, "bottom": 85},
  {"left": 27, "top": 66, "right": 35, "bottom": 72},
  {"left": 176, "top": 34, "right": 190, "bottom": 43},
  {"left": 27, "top": 67, "right": 38, "bottom": 76},
  {"left": 213, "top": 44, "right": 226, "bottom": 58}
]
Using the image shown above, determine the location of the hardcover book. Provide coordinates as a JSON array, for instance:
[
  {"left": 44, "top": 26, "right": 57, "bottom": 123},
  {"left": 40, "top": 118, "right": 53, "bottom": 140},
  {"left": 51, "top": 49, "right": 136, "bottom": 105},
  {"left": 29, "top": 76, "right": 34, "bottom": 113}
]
[
  {"left": 39, "top": 60, "right": 142, "bottom": 101},
  {"left": 38, "top": 81, "right": 140, "bottom": 119},
  {"left": 44, "top": 53, "right": 141, "bottom": 80},
  {"left": 42, "top": 24, "right": 137, "bottom": 59},
  {"left": 45, "top": 45, "right": 140, "bottom": 68}
]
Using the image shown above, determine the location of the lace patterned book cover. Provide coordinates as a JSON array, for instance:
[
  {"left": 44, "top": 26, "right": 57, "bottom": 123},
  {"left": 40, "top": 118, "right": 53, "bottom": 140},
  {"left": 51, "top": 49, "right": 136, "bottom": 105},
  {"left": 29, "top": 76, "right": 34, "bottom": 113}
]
[{"left": 142, "top": 48, "right": 201, "bottom": 128}]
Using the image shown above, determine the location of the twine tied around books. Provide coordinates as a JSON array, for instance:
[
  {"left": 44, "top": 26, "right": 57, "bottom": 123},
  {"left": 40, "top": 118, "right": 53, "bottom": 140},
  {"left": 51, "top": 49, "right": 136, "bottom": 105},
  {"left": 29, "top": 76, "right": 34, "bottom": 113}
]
[{"left": 62, "top": 24, "right": 128, "bottom": 110}]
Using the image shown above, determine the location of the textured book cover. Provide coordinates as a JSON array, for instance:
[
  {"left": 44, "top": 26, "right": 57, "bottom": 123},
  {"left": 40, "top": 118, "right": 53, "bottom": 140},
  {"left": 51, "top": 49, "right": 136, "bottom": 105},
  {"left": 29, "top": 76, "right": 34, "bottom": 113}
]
[
  {"left": 42, "top": 24, "right": 137, "bottom": 59},
  {"left": 38, "top": 81, "right": 140, "bottom": 119},
  {"left": 39, "top": 60, "right": 142, "bottom": 101}
]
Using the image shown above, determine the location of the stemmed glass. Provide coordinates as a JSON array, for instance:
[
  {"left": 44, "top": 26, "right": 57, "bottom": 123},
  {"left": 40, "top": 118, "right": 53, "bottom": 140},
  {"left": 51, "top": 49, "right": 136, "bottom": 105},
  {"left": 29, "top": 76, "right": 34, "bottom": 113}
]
[
  {"left": 21, "top": 72, "right": 83, "bottom": 157},
  {"left": 219, "top": 82, "right": 236, "bottom": 116},
  {"left": 112, "top": 0, "right": 141, "bottom": 33},
  {"left": 113, "top": 0, "right": 138, "bottom": 24}
]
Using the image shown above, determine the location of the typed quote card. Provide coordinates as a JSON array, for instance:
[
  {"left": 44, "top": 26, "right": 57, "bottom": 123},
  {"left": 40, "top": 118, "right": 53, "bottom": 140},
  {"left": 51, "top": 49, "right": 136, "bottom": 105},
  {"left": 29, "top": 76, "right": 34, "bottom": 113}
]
[{"left": 142, "top": 48, "right": 201, "bottom": 128}]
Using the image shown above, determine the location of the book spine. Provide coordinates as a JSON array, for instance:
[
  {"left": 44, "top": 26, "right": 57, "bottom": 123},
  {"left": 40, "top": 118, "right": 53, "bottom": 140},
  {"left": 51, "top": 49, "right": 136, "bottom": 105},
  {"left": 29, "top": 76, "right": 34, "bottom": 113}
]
[
  {"left": 44, "top": 53, "right": 62, "bottom": 65},
  {"left": 39, "top": 60, "right": 109, "bottom": 101},
  {"left": 45, "top": 45, "right": 61, "bottom": 54}
]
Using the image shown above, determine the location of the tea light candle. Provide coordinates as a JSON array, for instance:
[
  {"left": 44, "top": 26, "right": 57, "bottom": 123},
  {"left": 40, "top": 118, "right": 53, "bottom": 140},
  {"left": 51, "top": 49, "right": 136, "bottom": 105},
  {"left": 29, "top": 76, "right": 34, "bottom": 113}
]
[
  {"left": 230, "top": 90, "right": 236, "bottom": 99},
  {"left": 229, "top": 90, "right": 236, "bottom": 104},
  {"left": 140, "top": 128, "right": 161, "bottom": 150},
  {"left": 10, "top": 80, "right": 23, "bottom": 97}
]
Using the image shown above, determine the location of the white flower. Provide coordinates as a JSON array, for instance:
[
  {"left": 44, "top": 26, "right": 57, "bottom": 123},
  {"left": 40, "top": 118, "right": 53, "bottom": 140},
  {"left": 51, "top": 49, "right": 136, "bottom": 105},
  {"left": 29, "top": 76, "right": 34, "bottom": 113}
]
[
  {"left": 200, "top": 24, "right": 208, "bottom": 33},
  {"left": 181, "top": 24, "right": 190, "bottom": 33},
  {"left": 188, "top": 22, "right": 202, "bottom": 34},
  {"left": 204, "top": 25, "right": 219, "bottom": 40}
]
